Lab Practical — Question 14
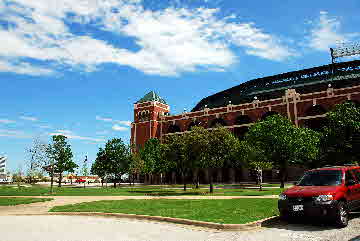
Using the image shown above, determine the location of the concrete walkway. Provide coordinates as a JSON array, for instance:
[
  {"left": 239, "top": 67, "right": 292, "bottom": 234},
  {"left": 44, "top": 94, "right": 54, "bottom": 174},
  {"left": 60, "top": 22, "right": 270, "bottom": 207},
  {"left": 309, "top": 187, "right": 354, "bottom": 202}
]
[{"left": 0, "top": 195, "right": 278, "bottom": 215}]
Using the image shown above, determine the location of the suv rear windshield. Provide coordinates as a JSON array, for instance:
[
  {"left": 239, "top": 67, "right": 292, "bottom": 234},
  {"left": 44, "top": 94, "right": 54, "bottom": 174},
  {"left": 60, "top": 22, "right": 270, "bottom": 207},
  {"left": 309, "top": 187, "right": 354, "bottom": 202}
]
[{"left": 297, "top": 170, "right": 343, "bottom": 186}]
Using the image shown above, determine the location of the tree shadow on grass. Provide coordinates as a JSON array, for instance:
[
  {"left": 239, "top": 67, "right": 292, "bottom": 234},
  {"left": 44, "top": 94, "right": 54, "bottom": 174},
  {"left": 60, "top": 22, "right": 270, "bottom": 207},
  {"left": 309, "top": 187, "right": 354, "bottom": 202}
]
[{"left": 262, "top": 213, "right": 360, "bottom": 232}]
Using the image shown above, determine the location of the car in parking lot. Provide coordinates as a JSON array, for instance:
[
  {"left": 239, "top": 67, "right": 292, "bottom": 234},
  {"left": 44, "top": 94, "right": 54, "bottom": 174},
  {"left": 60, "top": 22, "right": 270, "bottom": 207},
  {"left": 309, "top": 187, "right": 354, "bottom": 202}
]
[
  {"left": 75, "top": 179, "right": 86, "bottom": 183},
  {"left": 278, "top": 165, "right": 360, "bottom": 227}
]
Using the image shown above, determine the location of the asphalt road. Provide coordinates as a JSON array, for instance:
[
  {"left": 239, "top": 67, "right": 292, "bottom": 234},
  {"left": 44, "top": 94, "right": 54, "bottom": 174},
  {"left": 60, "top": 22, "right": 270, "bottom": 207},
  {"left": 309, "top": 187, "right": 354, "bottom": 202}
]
[{"left": 1, "top": 215, "right": 360, "bottom": 241}]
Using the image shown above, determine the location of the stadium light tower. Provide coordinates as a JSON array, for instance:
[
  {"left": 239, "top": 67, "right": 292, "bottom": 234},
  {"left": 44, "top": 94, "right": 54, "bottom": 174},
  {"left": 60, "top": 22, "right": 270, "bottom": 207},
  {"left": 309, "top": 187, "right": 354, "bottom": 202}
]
[{"left": 330, "top": 42, "right": 360, "bottom": 64}]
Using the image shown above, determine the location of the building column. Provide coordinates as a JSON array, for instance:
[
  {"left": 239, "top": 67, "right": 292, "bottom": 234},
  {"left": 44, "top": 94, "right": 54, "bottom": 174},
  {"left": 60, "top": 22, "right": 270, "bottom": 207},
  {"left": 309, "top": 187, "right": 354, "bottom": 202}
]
[{"left": 284, "top": 89, "right": 300, "bottom": 127}]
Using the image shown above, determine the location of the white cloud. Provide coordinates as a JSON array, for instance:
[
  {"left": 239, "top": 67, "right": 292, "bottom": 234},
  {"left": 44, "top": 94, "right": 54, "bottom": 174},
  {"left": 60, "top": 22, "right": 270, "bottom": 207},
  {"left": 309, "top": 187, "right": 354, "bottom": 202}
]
[
  {"left": 116, "top": 120, "right": 132, "bottom": 127},
  {"left": 0, "top": 129, "right": 31, "bottom": 139},
  {"left": 96, "top": 116, "right": 113, "bottom": 122},
  {"left": 49, "top": 131, "right": 105, "bottom": 142},
  {"left": 0, "top": 119, "right": 16, "bottom": 124},
  {"left": 0, "top": 0, "right": 295, "bottom": 76},
  {"left": 112, "top": 124, "right": 129, "bottom": 131},
  {"left": 0, "top": 59, "right": 54, "bottom": 76},
  {"left": 20, "top": 116, "right": 38, "bottom": 122},
  {"left": 96, "top": 115, "right": 131, "bottom": 127},
  {"left": 308, "top": 11, "right": 359, "bottom": 51}
]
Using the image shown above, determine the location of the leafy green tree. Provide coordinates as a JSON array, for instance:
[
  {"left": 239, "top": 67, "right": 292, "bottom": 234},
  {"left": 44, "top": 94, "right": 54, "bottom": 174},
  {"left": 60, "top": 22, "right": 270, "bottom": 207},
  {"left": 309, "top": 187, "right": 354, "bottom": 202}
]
[
  {"left": 184, "top": 126, "right": 211, "bottom": 189},
  {"left": 202, "top": 127, "right": 238, "bottom": 193},
  {"left": 321, "top": 102, "right": 360, "bottom": 165},
  {"left": 246, "top": 115, "right": 320, "bottom": 188},
  {"left": 128, "top": 152, "right": 145, "bottom": 186},
  {"left": 91, "top": 148, "right": 108, "bottom": 187},
  {"left": 163, "top": 134, "right": 188, "bottom": 190},
  {"left": 102, "top": 138, "right": 130, "bottom": 188},
  {"left": 47, "top": 135, "right": 78, "bottom": 188},
  {"left": 140, "top": 138, "right": 164, "bottom": 184}
]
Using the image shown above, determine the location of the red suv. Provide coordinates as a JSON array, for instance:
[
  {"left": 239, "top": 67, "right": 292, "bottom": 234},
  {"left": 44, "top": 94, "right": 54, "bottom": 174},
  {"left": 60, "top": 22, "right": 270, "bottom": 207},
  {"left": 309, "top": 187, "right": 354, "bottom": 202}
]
[{"left": 278, "top": 165, "right": 360, "bottom": 227}]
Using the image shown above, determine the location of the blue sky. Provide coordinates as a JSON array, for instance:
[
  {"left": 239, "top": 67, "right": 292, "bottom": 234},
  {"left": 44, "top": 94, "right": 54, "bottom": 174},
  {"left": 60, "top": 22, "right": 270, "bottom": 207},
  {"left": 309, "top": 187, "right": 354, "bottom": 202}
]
[{"left": 0, "top": 0, "right": 359, "bottom": 173}]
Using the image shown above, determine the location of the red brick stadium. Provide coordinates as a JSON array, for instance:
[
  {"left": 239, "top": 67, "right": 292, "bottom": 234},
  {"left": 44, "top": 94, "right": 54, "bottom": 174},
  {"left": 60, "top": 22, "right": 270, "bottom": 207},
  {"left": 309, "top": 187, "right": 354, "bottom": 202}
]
[{"left": 131, "top": 60, "right": 360, "bottom": 184}]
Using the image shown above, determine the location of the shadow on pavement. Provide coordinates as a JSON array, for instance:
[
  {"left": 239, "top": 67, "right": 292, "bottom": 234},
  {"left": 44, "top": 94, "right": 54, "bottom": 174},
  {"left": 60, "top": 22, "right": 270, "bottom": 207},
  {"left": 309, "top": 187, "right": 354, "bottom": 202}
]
[{"left": 262, "top": 213, "right": 360, "bottom": 232}]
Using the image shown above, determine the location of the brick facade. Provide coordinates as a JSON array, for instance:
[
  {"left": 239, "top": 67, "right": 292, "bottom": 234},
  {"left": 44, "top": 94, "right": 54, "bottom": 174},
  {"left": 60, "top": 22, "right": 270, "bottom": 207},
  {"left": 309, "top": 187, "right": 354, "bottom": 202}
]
[{"left": 131, "top": 61, "right": 360, "bottom": 183}]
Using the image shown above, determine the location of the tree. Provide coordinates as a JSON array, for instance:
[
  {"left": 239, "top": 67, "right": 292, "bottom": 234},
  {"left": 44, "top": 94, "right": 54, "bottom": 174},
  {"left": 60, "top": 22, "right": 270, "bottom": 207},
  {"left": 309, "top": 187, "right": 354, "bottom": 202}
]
[
  {"left": 183, "top": 126, "right": 211, "bottom": 189},
  {"left": 47, "top": 135, "right": 78, "bottom": 188},
  {"left": 91, "top": 149, "right": 107, "bottom": 187},
  {"left": 203, "top": 126, "right": 239, "bottom": 193},
  {"left": 128, "top": 152, "right": 144, "bottom": 186},
  {"left": 163, "top": 134, "right": 187, "bottom": 190},
  {"left": 140, "top": 138, "right": 164, "bottom": 184},
  {"left": 25, "top": 138, "right": 48, "bottom": 184},
  {"left": 13, "top": 165, "right": 24, "bottom": 188},
  {"left": 320, "top": 102, "right": 360, "bottom": 165},
  {"left": 246, "top": 115, "right": 320, "bottom": 188},
  {"left": 101, "top": 138, "right": 130, "bottom": 188}
]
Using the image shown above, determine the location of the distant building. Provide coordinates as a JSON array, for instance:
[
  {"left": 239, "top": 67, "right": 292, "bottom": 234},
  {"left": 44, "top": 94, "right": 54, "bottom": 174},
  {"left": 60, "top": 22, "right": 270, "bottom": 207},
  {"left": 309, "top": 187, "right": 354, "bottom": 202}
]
[{"left": 0, "top": 156, "right": 10, "bottom": 183}]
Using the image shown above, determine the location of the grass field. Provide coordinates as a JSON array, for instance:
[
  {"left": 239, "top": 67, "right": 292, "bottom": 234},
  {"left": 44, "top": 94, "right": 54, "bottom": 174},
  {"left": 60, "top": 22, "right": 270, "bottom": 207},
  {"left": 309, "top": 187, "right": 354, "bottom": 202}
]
[
  {"left": 0, "top": 197, "right": 53, "bottom": 206},
  {"left": 50, "top": 198, "right": 279, "bottom": 224},
  {"left": 0, "top": 185, "right": 283, "bottom": 196}
]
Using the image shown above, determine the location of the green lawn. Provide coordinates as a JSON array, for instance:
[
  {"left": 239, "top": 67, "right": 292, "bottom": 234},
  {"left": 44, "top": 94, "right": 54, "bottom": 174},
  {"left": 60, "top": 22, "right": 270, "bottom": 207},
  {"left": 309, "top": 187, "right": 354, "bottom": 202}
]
[
  {"left": 0, "top": 197, "right": 53, "bottom": 206},
  {"left": 0, "top": 186, "right": 283, "bottom": 196},
  {"left": 50, "top": 198, "right": 279, "bottom": 224}
]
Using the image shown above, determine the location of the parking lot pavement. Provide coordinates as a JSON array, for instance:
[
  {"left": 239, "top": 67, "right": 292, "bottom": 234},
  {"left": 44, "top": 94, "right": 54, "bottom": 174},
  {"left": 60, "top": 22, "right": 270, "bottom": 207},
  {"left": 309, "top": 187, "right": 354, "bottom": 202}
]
[{"left": 1, "top": 215, "right": 359, "bottom": 241}]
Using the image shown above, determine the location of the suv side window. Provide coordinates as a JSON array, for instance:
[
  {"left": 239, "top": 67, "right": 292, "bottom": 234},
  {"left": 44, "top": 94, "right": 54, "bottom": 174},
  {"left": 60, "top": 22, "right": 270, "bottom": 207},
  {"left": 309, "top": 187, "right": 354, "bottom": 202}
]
[{"left": 345, "top": 170, "right": 357, "bottom": 185}]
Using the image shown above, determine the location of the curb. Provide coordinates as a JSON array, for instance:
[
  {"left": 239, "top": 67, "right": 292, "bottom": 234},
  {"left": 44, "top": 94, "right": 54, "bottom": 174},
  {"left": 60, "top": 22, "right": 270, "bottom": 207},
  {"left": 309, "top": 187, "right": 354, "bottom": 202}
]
[{"left": 48, "top": 212, "right": 279, "bottom": 231}]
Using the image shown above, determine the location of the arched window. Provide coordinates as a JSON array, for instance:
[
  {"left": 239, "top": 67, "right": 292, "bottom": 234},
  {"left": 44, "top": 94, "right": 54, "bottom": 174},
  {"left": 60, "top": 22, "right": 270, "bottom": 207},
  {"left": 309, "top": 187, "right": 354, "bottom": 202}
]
[
  {"left": 167, "top": 125, "right": 181, "bottom": 133},
  {"left": 304, "top": 105, "right": 327, "bottom": 130},
  {"left": 305, "top": 105, "right": 326, "bottom": 116},
  {"left": 261, "top": 111, "right": 279, "bottom": 121},
  {"left": 235, "top": 115, "right": 252, "bottom": 125},
  {"left": 187, "top": 121, "right": 201, "bottom": 131},
  {"left": 234, "top": 126, "right": 249, "bottom": 139},
  {"left": 210, "top": 118, "right": 227, "bottom": 128}
]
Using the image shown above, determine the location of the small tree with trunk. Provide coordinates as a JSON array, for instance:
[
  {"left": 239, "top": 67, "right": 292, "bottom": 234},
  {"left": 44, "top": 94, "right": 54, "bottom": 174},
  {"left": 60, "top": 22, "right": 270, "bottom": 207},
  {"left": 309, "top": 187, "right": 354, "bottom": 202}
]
[
  {"left": 101, "top": 138, "right": 130, "bottom": 188},
  {"left": 47, "top": 135, "right": 78, "bottom": 188},
  {"left": 201, "top": 126, "right": 239, "bottom": 193},
  {"left": 25, "top": 138, "right": 48, "bottom": 184},
  {"left": 128, "top": 152, "right": 144, "bottom": 186},
  {"left": 162, "top": 135, "right": 187, "bottom": 190},
  {"left": 140, "top": 138, "right": 163, "bottom": 185},
  {"left": 184, "top": 126, "right": 211, "bottom": 189},
  {"left": 246, "top": 115, "right": 320, "bottom": 188},
  {"left": 91, "top": 149, "right": 107, "bottom": 187}
]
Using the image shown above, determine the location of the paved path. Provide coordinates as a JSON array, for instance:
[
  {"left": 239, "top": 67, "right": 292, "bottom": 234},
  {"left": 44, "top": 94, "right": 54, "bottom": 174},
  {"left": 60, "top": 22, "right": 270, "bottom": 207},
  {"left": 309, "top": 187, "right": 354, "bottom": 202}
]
[
  {"left": 0, "top": 195, "right": 278, "bottom": 215},
  {"left": 1, "top": 215, "right": 360, "bottom": 241},
  {"left": 2, "top": 196, "right": 360, "bottom": 241}
]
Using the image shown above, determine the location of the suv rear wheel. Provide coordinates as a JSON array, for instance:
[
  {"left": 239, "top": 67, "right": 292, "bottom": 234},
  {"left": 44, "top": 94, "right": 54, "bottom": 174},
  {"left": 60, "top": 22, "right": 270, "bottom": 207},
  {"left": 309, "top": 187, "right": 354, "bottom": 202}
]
[{"left": 335, "top": 201, "right": 348, "bottom": 228}]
